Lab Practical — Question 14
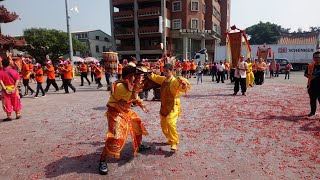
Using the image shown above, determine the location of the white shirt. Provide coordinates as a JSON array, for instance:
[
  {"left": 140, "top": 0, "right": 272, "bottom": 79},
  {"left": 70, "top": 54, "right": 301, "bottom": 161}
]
[
  {"left": 235, "top": 61, "right": 247, "bottom": 78},
  {"left": 217, "top": 64, "right": 225, "bottom": 72}
]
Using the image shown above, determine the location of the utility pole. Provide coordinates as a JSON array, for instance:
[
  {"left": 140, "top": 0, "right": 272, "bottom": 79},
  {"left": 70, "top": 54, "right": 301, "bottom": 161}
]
[{"left": 65, "top": 0, "right": 74, "bottom": 64}]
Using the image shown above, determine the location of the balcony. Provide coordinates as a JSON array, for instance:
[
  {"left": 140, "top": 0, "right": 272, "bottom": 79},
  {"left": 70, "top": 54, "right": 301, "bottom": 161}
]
[
  {"left": 115, "top": 28, "right": 135, "bottom": 38},
  {"left": 113, "top": 10, "right": 133, "bottom": 21},
  {"left": 139, "top": 27, "right": 161, "bottom": 35},
  {"left": 141, "top": 44, "right": 162, "bottom": 50},
  {"left": 117, "top": 46, "right": 135, "bottom": 51},
  {"left": 113, "top": 0, "right": 133, "bottom": 6},
  {"left": 138, "top": 7, "right": 161, "bottom": 17}
]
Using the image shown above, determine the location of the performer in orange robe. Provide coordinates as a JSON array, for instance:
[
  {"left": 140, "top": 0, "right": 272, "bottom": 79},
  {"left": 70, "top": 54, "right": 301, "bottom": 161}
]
[
  {"left": 117, "top": 63, "right": 123, "bottom": 79},
  {"left": 79, "top": 61, "right": 90, "bottom": 86},
  {"left": 34, "top": 63, "right": 45, "bottom": 98},
  {"left": 99, "top": 66, "right": 149, "bottom": 175},
  {"left": 21, "top": 58, "right": 34, "bottom": 96}
]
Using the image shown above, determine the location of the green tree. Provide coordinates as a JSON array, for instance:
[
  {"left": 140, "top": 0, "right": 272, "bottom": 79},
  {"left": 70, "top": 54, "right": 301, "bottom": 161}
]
[
  {"left": 245, "top": 22, "right": 290, "bottom": 45},
  {"left": 23, "top": 28, "right": 86, "bottom": 63}
]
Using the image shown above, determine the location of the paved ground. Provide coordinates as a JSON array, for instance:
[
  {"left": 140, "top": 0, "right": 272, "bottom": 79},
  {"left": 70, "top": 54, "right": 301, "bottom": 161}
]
[{"left": 0, "top": 72, "right": 319, "bottom": 179}]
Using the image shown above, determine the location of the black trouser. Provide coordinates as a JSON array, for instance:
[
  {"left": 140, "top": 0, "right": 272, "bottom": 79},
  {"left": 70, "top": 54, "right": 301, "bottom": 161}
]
[
  {"left": 45, "top": 79, "right": 59, "bottom": 92},
  {"left": 139, "top": 90, "right": 149, "bottom": 99},
  {"left": 96, "top": 78, "right": 102, "bottom": 87},
  {"left": 212, "top": 71, "right": 217, "bottom": 81},
  {"left": 256, "top": 71, "right": 265, "bottom": 85},
  {"left": 23, "top": 79, "right": 34, "bottom": 95},
  {"left": 225, "top": 70, "right": 229, "bottom": 80},
  {"left": 275, "top": 70, "right": 279, "bottom": 77},
  {"left": 217, "top": 71, "right": 225, "bottom": 83},
  {"left": 230, "top": 69, "right": 235, "bottom": 83},
  {"left": 270, "top": 70, "right": 274, "bottom": 77},
  {"left": 60, "top": 74, "right": 65, "bottom": 89},
  {"left": 308, "top": 87, "right": 320, "bottom": 114},
  {"left": 35, "top": 82, "right": 45, "bottom": 96},
  {"left": 234, "top": 77, "right": 246, "bottom": 94},
  {"left": 63, "top": 79, "right": 76, "bottom": 93},
  {"left": 91, "top": 72, "right": 95, "bottom": 82},
  {"left": 285, "top": 71, "right": 290, "bottom": 79},
  {"left": 81, "top": 72, "right": 90, "bottom": 85}
]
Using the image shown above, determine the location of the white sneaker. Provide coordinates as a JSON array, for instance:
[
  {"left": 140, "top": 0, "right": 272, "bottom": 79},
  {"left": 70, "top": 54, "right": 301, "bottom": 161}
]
[{"left": 33, "top": 96, "right": 38, "bottom": 99}]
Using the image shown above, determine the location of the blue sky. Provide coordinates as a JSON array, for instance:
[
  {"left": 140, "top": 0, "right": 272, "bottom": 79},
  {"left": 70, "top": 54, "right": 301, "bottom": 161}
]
[{"left": 2, "top": 0, "right": 320, "bottom": 36}]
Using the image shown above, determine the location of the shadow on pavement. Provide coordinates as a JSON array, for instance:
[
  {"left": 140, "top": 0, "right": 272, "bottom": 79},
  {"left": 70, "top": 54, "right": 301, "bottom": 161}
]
[
  {"left": 92, "top": 106, "right": 107, "bottom": 111},
  {"left": 263, "top": 115, "right": 308, "bottom": 122},
  {"left": 138, "top": 142, "right": 175, "bottom": 158},
  {"left": 300, "top": 121, "right": 320, "bottom": 132}
]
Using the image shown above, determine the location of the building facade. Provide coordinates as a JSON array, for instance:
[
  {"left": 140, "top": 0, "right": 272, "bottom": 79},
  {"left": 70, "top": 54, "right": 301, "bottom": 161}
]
[
  {"left": 72, "top": 30, "right": 113, "bottom": 59},
  {"left": 111, "top": 0, "right": 230, "bottom": 61}
]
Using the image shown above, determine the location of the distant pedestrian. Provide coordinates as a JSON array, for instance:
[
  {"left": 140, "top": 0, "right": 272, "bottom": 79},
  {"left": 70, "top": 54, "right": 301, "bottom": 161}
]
[
  {"left": 275, "top": 62, "right": 280, "bottom": 77},
  {"left": 211, "top": 62, "right": 217, "bottom": 81},
  {"left": 304, "top": 51, "right": 320, "bottom": 117},
  {"left": 44, "top": 61, "right": 59, "bottom": 92},
  {"left": 216, "top": 61, "right": 225, "bottom": 83},
  {"left": 284, "top": 63, "right": 292, "bottom": 79},
  {"left": 196, "top": 61, "right": 204, "bottom": 84}
]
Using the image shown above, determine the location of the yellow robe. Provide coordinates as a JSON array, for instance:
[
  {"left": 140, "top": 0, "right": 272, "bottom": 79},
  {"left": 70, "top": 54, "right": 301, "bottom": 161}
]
[
  {"left": 246, "top": 62, "right": 255, "bottom": 89},
  {"left": 148, "top": 74, "right": 191, "bottom": 145},
  {"left": 102, "top": 82, "right": 148, "bottom": 159}
]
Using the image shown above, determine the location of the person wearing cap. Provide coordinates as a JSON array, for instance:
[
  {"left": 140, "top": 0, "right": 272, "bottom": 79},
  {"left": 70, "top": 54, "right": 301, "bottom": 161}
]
[
  {"left": 79, "top": 61, "right": 91, "bottom": 86},
  {"left": 148, "top": 63, "right": 191, "bottom": 152},
  {"left": 94, "top": 63, "right": 103, "bottom": 89},
  {"left": 57, "top": 61, "right": 65, "bottom": 89},
  {"left": 0, "top": 57, "right": 22, "bottom": 120},
  {"left": 304, "top": 51, "right": 320, "bottom": 117},
  {"left": 44, "top": 61, "right": 59, "bottom": 92},
  {"left": 21, "top": 58, "right": 34, "bottom": 96},
  {"left": 233, "top": 55, "right": 248, "bottom": 96},
  {"left": 99, "top": 65, "right": 150, "bottom": 175},
  {"left": 33, "top": 63, "right": 45, "bottom": 98},
  {"left": 61, "top": 61, "right": 76, "bottom": 93}
]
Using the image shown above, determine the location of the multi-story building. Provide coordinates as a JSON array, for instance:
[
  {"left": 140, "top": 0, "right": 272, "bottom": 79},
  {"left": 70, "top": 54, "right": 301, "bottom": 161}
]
[
  {"left": 72, "top": 30, "right": 113, "bottom": 59},
  {"left": 111, "top": 0, "right": 230, "bottom": 61}
]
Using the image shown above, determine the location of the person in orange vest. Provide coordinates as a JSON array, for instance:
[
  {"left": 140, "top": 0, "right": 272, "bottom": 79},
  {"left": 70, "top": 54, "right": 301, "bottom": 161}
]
[
  {"left": 94, "top": 62, "right": 103, "bottom": 89},
  {"left": 58, "top": 61, "right": 65, "bottom": 89},
  {"left": 181, "top": 60, "right": 188, "bottom": 78},
  {"left": 89, "top": 61, "right": 96, "bottom": 83},
  {"left": 117, "top": 62, "right": 123, "bottom": 79},
  {"left": 190, "top": 59, "right": 196, "bottom": 77},
  {"left": 44, "top": 61, "right": 59, "bottom": 92},
  {"left": 304, "top": 51, "right": 320, "bottom": 117},
  {"left": 28, "top": 59, "right": 36, "bottom": 83},
  {"left": 159, "top": 59, "right": 164, "bottom": 76},
  {"left": 62, "top": 60, "right": 76, "bottom": 93},
  {"left": 79, "top": 60, "right": 91, "bottom": 86},
  {"left": 33, "top": 63, "right": 45, "bottom": 98},
  {"left": 186, "top": 60, "right": 191, "bottom": 79},
  {"left": 144, "top": 59, "right": 151, "bottom": 69},
  {"left": 21, "top": 58, "right": 34, "bottom": 96}
]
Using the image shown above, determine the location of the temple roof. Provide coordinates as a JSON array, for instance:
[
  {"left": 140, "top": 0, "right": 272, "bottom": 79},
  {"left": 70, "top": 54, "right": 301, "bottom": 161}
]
[
  {"left": 0, "top": 34, "right": 26, "bottom": 47},
  {"left": 0, "top": 5, "right": 18, "bottom": 23},
  {"left": 278, "top": 31, "right": 320, "bottom": 45}
]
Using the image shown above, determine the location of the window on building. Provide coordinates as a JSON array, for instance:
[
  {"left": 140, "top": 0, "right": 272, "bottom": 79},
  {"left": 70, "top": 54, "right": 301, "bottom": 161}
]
[
  {"left": 191, "top": 0, "right": 199, "bottom": 11},
  {"left": 202, "top": 20, "right": 205, "bottom": 30},
  {"left": 172, "top": 19, "right": 182, "bottom": 29},
  {"left": 96, "top": 36, "right": 100, "bottom": 40},
  {"left": 172, "top": 1, "right": 182, "bottom": 12},
  {"left": 191, "top": 19, "right": 199, "bottom": 29},
  {"left": 96, "top": 45, "right": 99, "bottom": 53},
  {"left": 85, "top": 33, "right": 88, "bottom": 38},
  {"left": 103, "top": 46, "right": 106, "bottom": 52},
  {"left": 203, "top": 3, "right": 206, "bottom": 14},
  {"left": 104, "top": 37, "right": 108, "bottom": 41},
  {"left": 81, "top": 34, "right": 85, "bottom": 38}
]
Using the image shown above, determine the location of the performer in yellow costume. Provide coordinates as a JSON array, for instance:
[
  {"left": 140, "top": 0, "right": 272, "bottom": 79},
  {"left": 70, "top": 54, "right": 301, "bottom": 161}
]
[
  {"left": 246, "top": 58, "right": 255, "bottom": 89},
  {"left": 99, "top": 66, "right": 149, "bottom": 175},
  {"left": 148, "top": 64, "right": 191, "bottom": 152}
]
